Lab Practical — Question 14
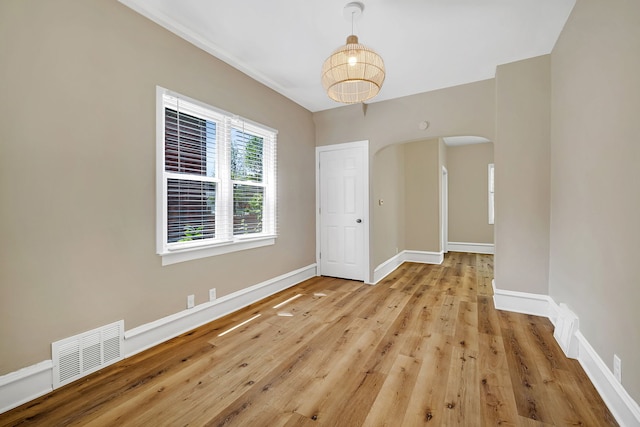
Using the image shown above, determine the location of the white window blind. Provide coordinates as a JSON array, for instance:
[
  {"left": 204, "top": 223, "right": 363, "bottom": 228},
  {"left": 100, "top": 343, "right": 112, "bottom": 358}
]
[{"left": 157, "top": 88, "right": 277, "bottom": 263}]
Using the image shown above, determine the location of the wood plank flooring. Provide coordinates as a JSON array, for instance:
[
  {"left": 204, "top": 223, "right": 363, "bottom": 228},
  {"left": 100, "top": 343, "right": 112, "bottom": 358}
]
[{"left": 0, "top": 253, "right": 618, "bottom": 426}]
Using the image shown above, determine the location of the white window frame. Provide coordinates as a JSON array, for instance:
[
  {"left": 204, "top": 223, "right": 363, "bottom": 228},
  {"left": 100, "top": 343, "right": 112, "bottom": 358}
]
[
  {"left": 488, "top": 163, "right": 495, "bottom": 225},
  {"left": 156, "top": 87, "right": 277, "bottom": 265}
]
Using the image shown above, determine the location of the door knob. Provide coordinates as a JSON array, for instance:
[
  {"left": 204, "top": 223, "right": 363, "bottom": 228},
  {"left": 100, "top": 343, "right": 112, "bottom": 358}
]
[{"left": 356, "top": 219, "right": 362, "bottom": 223}]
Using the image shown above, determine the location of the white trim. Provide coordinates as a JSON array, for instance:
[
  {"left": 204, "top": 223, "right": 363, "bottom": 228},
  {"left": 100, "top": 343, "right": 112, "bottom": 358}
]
[
  {"left": 372, "top": 252, "right": 405, "bottom": 284},
  {"left": 316, "top": 141, "right": 370, "bottom": 283},
  {"left": 575, "top": 332, "right": 640, "bottom": 427},
  {"left": 441, "top": 166, "right": 448, "bottom": 254},
  {"left": 119, "top": 0, "right": 313, "bottom": 111},
  {"left": 363, "top": 143, "right": 371, "bottom": 284},
  {"left": 491, "top": 279, "right": 554, "bottom": 318},
  {"left": 447, "top": 242, "right": 495, "bottom": 254},
  {"left": 488, "top": 163, "right": 495, "bottom": 225},
  {"left": 124, "top": 264, "right": 316, "bottom": 357},
  {"left": 0, "top": 264, "right": 316, "bottom": 415},
  {"left": 371, "top": 250, "right": 444, "bottom": 284},
  {"left": 0, "top": 360, "right": 53, "bottom": 414},
  {"left": 161, "top": 237, "right": 275, "bottom": 266},
  {"left": 156, "top": 86, "right": 165, "bottom": 256},
  {"left": 315, "top": 146, "right": 321, "bottom": 276},
  {"left": 404, "top": 250, "right": 444, "bottom": 265},
  {"left": 493, "top": 280, "right": 640, "bottom": 427}
]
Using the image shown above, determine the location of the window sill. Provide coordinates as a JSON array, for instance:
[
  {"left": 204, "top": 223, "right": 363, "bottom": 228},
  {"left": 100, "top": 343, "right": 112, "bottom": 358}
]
[{"left": 160, "top": 236, "right": 276, "bottom": 266}]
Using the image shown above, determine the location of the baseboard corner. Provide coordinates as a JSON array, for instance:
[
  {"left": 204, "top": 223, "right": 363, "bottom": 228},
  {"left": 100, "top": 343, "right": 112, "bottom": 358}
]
[
  {"left": 372, "top": 252, "right": 405, "bottom": 284},
  {"left": 491, "top": 282, "right": 554, "bottom": 318},
  {"left": 492, "top": 282, "right": 640, "bottom": 427}
]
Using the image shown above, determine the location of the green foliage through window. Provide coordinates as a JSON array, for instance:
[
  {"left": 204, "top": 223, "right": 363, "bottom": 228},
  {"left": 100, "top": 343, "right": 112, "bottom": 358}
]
[
  {"left": 231, "top": 130, "right": 263, "bottom": 182},
  {"left": 233, "top": 185, "right": 264, "bottom": 235},
  {"left": 179, "top": 225, "right": 204, "bottom": 242}
]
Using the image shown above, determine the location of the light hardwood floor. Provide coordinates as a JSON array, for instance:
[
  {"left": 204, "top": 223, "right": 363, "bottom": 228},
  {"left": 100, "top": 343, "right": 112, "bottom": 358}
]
[{"left": 0, "top": 253, "right": 617, "bottom": 426}]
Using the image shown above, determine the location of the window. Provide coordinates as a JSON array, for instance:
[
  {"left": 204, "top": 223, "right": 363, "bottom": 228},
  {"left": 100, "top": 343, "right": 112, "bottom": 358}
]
[
  {"left": 157, "top": 87, "right": 277, "bottom": 265},
  {"left": 488, "top": 163, "right": 495, "bottom": 225}
]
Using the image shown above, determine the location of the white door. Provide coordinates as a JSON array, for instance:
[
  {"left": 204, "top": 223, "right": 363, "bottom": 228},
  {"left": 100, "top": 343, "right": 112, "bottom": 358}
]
[{"left": 318, "top": 143, "right": 367, "bottom": 281}]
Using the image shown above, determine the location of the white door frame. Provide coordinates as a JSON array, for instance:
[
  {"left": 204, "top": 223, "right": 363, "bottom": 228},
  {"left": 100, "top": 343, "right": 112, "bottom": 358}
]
[
  {"left": 316, "top": 140, "right": 370, "bottom": 283},
  {"left": 441, "top": 166, "right": 448, "bottom": 254}
]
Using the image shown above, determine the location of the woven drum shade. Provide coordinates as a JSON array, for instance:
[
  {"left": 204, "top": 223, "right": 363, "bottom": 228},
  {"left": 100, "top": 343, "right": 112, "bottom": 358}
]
[{"left": 322, "top": 35, "right": 385, "bottom": 104}]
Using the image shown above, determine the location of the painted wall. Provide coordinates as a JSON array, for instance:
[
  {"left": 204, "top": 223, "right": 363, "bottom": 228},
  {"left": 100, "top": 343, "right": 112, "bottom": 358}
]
[
  {"left": 372, "top": 144, "right": 406, "bottom": 268},
  {"left": 372, "top": 138, "right": 449, "bottom": 269},
  {"left": 549, "top": 0, "right": 640, "bottom": 402},
  {"left": 404, "top": 140, "right": 441, "bottom": 254},
  {"left": 446, "top": 143, "right": 494, "bottom": 244},
  {"left": 494, "top": 55, "right": 551, "bottom": 295},
  {"left": 0, "top": 0, "right": 316, "bottom": 374},
  {"left": 313, "top": 80, "right": 496, "bottom": 154}
]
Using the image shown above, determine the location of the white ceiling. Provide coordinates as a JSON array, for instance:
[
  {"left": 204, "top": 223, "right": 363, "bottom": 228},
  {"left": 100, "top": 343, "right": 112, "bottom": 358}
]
[{"left": 120, "top": 0, "right": 575, "bottom": 113}]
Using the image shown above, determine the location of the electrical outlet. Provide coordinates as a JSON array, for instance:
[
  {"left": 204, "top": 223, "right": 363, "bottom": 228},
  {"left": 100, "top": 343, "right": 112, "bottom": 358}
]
[
  {"left": 209, "top": 288, "right": 217, "bottom": 302},
  {"left": 613, "top": 354, "right": 622, "bottom": 382},
  {"left": 187, "top": 294, "right": 195, "bottom": 309}
]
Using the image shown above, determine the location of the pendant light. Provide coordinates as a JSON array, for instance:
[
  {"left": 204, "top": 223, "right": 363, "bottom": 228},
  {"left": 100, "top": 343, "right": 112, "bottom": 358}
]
[{"left": 321, "top": 2, "right": 386, "bottom": 104}]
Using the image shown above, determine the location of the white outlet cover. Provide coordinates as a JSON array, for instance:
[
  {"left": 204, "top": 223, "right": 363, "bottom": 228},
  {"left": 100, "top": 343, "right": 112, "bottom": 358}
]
[
  {"left": 187, "top": 294, "right": 195, "bottom": 309},
  {"left": 209, "top": 288, "right": 217, "bottom": 301},
  {"left": 613, "top": 354, "right": 622, "bottom": 382}
]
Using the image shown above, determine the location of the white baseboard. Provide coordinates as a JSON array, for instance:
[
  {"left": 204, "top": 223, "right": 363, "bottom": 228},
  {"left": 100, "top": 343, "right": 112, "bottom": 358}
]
[
  {"left": 493, "top": 280, "right": 640, "bottom": 427},
  {"left": 372, "top": 250, "right": 443, "bottom": 284},
  {"left": 0, "top": 264, "right": 317, "bottom": 415},
  {"left": 492, "top": 279, "right": 555, "bottom": 318},
  {"left": 447, "top": 242, "right": 495, "bottom": 254},
  {"left": 404, "top": 250, "right": 444, "bottom": 265},
  {"left": 0, "top": 360, "right": 53, "bottom": 414},
  {"left": 372, "top": 252, "right": 405, "bottom": 284},
  {"left": 124, "top": 264, "right": 317, "bottom": 357},
  {"left": 575, "top": 332, "right": 640, "bottom": 427}
]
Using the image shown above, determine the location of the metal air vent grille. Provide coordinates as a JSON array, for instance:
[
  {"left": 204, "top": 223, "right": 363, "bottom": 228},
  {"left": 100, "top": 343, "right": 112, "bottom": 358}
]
[{"left": 52, "top": 320, "right": 124, "bottom": 388}]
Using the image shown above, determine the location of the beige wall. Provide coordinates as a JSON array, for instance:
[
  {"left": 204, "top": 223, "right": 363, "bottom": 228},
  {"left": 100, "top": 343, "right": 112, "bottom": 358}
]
[
  {"left": 446, "top": 143, "right": 494, "bottom": 244},
  {"left": 404, "top": 140, "right": 441, "bottom": 253},
  {"left": 372, "top": 144, "right": 406, "bottom": 268},
  {"left": 549, "top": 0, "right": 640, "bottom": 402},
  {"left": 372, "top": 138, "right": 447, "bottom": 269},
  {"left": 313, "top": 79, "right": 496, "bottom": 153},
  {"left": 0, "top": 0, "right": 316, "bottom": 374},
  {"left": 494, "top": 55, "right": 551, "bottom": 295}
]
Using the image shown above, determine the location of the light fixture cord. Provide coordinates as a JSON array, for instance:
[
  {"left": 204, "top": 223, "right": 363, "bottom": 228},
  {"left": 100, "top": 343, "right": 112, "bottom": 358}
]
[{"left": 351, "top": 10, "right": 355, "bottom": 35}]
